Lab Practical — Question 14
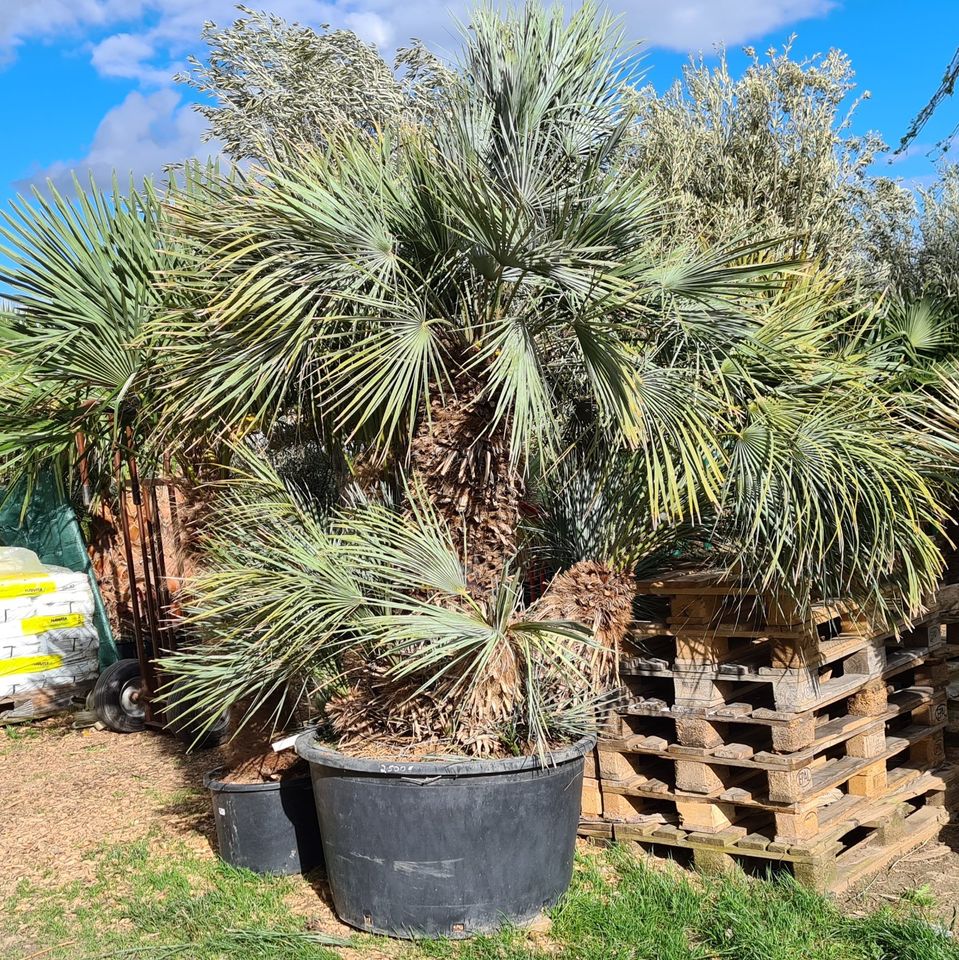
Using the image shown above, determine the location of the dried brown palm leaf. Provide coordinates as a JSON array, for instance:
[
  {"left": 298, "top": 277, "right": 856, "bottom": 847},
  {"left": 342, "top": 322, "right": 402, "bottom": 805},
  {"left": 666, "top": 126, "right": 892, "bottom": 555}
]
[{"left": 530, "top": 560, "right": 635, "bottom": 685}]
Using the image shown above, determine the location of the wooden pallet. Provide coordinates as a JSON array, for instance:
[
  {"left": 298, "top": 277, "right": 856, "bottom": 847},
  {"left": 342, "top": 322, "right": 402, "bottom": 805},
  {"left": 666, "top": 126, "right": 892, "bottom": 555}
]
[
  {"left": 624, "top": 617, "right": 941, "bottom": 675},
  {"left": 585, "top": 765, "right": 954, "bottom": 893},
  {"left": 583, "top": 569, "right": 952, "bottom": 891},
  {"left": 635, "top": 572, "right": 937, "bottom": 638},
  {"left": 634, "top": 572, "right": 799, "bottom": 629},
  {"left": 622, "top": 617, "right": 942, "bottom": 713},
  {"left": 601, "top": 721, "right": 946, "bottom": 839},
  {"left": 626, "top": 645, "right": 888, "bottom": 714},
  {"left": 614, "top": 646, "right": 948, "bottom": 740},
  {"left": 605, "top": 681, "right": 946, "bottom": 766},
  {"left": 578, "top": 816, "right": 614, "bottom": 839},
  {"left": 0, "top": 679, "right": 94, "bottom": 721}
]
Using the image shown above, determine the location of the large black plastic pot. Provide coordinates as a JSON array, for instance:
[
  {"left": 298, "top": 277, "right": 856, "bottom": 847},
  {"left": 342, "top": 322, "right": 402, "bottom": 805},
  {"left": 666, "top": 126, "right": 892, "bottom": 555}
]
[
  {"left": 204, "top": 769, "right": 324, "bottom": 875},
  {"left": 295, "top": 732, "right": 593, "bottom": 938}
]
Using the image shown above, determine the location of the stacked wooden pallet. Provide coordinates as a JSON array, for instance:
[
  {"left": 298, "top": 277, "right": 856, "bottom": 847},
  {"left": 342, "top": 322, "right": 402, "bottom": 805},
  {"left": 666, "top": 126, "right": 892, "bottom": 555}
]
[
  {"left": 932, "top": 576, "right": 959, "bottom": 742},
  {"left": 580, "top": 572, "right": 956, "bottom": 894}
]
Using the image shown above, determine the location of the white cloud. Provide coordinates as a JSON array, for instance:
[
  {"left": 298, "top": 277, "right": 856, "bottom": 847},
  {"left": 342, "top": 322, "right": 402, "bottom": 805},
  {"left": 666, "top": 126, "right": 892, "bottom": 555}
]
[
  {"left": 17, "top": 87, "right": 218, "bottom": 193},
  {"left": 1, "top": 0, "right": 837, "bottom": 81},
  {"left": 0, "top": 2, "right": 363, "bottom": 76},
  {"left": 617, "top": 0, "right": 836, "bottom": 51},
  {"left": 90, "top": 31, "right": 171, "bottom": 83},
  {"left": 343, "top": 11, "right": 395, "bottom": 51},
  {"left": 4, "top": 0, "right": 836, "bottom": 197},
  {"left": 0, "top": 1, "right": 146, "bottom": 64}
]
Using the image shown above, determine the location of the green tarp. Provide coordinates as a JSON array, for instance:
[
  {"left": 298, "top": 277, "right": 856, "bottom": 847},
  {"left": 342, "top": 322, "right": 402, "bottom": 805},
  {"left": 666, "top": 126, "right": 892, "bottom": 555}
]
[{"left": 0, "top": 475, "right": 118, "bottom": 669}]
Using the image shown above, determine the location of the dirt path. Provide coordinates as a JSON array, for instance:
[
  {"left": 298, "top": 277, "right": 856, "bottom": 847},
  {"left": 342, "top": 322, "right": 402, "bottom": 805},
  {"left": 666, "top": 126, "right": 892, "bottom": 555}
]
[
  {"left": 4, "top": 721, "right": 959, "bottom": 929},
  {"left": 0, "top": 719, "right": 358, "bottom": 940},
  {"left": 2, "top": 719, "right": 220, "bottom": 895}
]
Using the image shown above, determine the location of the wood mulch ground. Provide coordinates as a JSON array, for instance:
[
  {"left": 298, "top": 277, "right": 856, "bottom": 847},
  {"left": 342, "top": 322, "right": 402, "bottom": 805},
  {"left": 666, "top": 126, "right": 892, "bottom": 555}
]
[
  {"left": 4, "top": 720, "right": 959, "bottom": 929},
  {"left": 2, "top": 718, "right": 216, "bottom": 895},
  {"left": 1, "top": 718, "right": 359, "bottom": 942}
]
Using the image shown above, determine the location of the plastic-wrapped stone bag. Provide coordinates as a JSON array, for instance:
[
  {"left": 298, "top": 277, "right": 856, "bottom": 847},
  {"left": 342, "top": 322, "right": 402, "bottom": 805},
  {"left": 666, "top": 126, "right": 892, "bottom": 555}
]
[{"left": 0, "top": 550, "right": 99, "bottom": 707}]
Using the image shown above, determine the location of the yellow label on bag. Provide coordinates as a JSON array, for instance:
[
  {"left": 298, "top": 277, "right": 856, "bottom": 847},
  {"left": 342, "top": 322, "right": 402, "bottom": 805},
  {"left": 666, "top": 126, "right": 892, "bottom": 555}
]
[
  {"left": 21, "top": 613, "right": 85, "bottom": 635},
  {"left": 0, "top": 575, "right": 55, "bottom": 600},
  {"left": 0, "top": 654, "right": 63, "bottom": 677}
]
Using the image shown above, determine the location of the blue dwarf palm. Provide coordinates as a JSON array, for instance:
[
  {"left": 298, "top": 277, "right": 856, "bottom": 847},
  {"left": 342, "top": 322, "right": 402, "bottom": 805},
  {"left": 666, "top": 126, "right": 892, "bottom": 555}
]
[
  {"left": 155, "top": 3, "right": 780, "bottom": 589},
  {"left": 152, "top": 4, "right": 959, "bottom": 755}
]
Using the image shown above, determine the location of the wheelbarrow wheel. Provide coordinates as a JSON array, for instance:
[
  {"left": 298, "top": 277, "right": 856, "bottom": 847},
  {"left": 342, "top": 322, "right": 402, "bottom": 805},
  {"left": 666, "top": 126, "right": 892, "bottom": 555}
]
[{"left": 93, "top": 659, "right": 146, "bottom": 733}]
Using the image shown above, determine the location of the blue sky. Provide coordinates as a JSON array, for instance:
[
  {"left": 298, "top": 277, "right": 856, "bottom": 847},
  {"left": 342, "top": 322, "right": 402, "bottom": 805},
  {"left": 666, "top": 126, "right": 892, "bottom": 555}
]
[{"left": 0, "top": 0, "right": 957, "bottom": 213}]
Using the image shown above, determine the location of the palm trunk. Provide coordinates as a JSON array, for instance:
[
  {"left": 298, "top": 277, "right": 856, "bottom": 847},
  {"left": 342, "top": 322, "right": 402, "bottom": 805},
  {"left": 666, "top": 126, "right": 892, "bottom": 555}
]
[
  {"left": 327, "top": 371, "right": 525, "bottom": 754},
  {"left": 407, "top": 370, "right": 522, "bottom": 599}
]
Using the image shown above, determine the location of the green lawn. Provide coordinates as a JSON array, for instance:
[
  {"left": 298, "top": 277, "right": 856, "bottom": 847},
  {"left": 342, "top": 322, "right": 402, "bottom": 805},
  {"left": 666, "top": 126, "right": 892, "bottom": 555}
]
[{"left": 6, "top": 841, "right": 957, "bottom": 960}]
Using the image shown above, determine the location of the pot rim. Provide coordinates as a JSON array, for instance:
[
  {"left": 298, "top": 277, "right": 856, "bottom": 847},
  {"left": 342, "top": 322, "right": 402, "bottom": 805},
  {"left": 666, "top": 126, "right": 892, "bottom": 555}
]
[
  {"left": 203, "top": 768, "right": 312, "bottom": 793},
  {"left": 294, "top": 731, "right": 595, "bottom": 776}
]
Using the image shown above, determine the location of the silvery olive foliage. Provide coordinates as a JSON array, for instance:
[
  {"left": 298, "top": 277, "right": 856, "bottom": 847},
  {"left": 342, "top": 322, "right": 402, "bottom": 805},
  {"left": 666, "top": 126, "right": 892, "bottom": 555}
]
[
  {"left": 863, "top": 163, "right": 959, "bottom": 306},
  {"left": 177, "top": 6, "right": 451, "bottom": 162},
  {"left": 622, "top": 41, "right": 917, "bottom": 292},
  {"left": 911, "top": 164, "right": 959, "bottom": 302},
  {"left": 180, "top": 10, "right": 957, "bottom": 310}
]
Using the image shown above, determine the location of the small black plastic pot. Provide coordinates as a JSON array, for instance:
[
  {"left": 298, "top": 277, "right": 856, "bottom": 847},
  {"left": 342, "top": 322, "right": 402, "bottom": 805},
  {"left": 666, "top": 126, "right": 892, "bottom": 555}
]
[
  {"left": 204, "top": 768, "right": 323, "bottom": 876},
  {"left": 295, "top": 732, "right": 593, "bottom": 939}
]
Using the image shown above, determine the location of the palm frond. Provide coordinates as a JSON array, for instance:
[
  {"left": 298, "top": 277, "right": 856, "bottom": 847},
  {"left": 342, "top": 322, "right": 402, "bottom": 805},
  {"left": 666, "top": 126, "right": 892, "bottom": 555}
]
[
  {"left": 0, "top": 176, "right": 167, "bottom": 496},
  {"left": 160, "top": 452, "right": 602, "bottom": 756}
]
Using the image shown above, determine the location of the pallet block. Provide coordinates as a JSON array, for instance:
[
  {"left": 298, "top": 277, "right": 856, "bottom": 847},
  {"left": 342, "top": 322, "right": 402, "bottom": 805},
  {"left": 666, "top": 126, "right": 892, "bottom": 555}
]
[{"left": 581, "top": 776, "right": 604, "bottom": 818}]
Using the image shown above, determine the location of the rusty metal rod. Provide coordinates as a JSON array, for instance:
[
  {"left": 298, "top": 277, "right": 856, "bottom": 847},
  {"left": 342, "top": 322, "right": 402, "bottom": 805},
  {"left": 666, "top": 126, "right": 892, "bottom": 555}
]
[
  {"left": 146, "top": 475, "right": 177, "bottom": 657},
  {"left": 124, "top": 436, "right": 164, "bottom": 720},
  {"left": 163, "top": 453, "right": 183, "bottom": 559},
  {"left": 114, "top": 445, "right": 153, "bottom": 722}
]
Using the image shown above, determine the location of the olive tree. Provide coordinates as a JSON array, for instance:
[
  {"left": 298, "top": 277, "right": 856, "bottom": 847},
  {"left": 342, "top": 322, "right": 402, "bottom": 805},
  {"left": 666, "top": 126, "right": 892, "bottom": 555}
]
[
  {"left": 177, "top": 5, "right": 450, "bottom": 162},
  {"left": 623, "top": 41, "right": 916, "bottom": 292}
]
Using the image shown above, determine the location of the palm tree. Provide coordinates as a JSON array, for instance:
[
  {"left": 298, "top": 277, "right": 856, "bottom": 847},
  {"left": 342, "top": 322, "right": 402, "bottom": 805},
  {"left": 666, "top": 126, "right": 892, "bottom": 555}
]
[
  {"left": 153, "top": 2, "right": 959, "bottom": 757},
  {"left": 0, "top": 167, "right": 225, "bottom": 500},
  {"left": 0, "top": 178, "right": 165, "bottom": 499},
  {"left": 149, "top": 3, "right": 811, "bottom": 754},
  {"left": 4, "top": 3, "right": 957, "bottom": 758},
  {"left": 0, "top": 168, "right": 228, "bottom": 677}
]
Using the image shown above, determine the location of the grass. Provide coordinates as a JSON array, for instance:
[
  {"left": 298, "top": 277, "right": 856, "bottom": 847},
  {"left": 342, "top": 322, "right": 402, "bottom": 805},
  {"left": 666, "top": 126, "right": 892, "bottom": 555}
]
[
  {"left": 0, "top": 716, "right": 74, "bottom": 756},
  {"left": 0, "top": 723, "right": 45, "bottom": 752},
  {"left": 4, "top": 837, "right": 351, "bottom": 960},
  {"left": 5, "top": 842, "right": 958, "bottom": 960}
]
